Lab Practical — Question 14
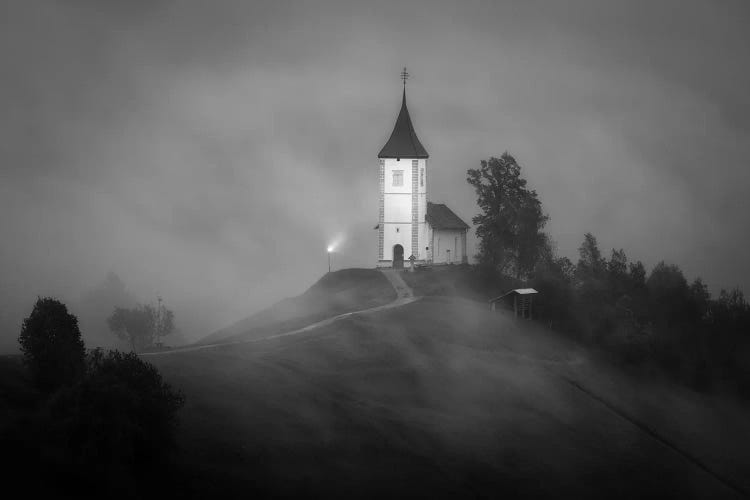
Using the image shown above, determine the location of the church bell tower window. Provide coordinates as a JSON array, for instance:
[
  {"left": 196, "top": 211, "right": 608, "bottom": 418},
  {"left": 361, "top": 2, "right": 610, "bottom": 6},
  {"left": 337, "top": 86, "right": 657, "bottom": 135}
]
[{"left": 392, "top": 170, "right": 403, "bottom": 186}]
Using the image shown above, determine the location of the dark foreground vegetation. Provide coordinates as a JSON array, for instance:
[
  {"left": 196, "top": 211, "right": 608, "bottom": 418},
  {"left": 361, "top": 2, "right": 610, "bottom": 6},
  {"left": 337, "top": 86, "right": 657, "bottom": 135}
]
[
  {"left": 1, "top": 298, "right": 184, "bottom": 498},
  {"left": 460, "top": 153, "right": 750, "bottom": 400}
]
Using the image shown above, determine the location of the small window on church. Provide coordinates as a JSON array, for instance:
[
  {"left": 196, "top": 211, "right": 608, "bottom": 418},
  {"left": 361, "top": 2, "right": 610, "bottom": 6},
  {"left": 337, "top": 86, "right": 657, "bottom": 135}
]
[
  {"left": 392, "top": 170, "right": 403, "bottom": 186},
  {"left": 420, "top": 168, "right": 424, "bottom": 187}
]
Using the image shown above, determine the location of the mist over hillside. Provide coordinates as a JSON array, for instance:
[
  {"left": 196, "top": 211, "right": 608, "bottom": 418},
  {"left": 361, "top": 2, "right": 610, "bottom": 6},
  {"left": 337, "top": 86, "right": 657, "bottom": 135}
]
[
  {"left": 144, "top": 291, "right": 750, "bottom": 498},
  {"left": 2, "top": 1, "right": 750, "bottom": 497},
  {"left": 202, "top": 269, "right": 395, "bottom": 344}
]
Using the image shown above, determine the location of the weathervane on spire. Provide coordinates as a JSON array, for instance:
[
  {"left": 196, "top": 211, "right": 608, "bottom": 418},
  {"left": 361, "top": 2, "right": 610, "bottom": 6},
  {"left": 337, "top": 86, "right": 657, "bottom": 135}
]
[{"left": 401, "top": 67, "right": 409, "bottom": 87}]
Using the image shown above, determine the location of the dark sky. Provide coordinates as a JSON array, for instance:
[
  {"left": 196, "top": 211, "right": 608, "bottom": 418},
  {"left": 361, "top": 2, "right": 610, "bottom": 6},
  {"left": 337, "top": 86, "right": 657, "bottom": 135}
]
[{"left": 2, "top": 0, "right": 749, "bottom": 342}]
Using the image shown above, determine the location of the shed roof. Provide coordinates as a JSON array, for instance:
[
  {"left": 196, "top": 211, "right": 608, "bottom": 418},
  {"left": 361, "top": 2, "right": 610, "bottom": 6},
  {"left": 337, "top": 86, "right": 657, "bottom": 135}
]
[
  {"left": 426, "top": 202, "right": 470, "bottom": 230},
  {"left": 489, "top": 288, "right": 539, "bottom": 303},
  {"left": 378, "top": 88, "right": 429, "bottom": 159}
]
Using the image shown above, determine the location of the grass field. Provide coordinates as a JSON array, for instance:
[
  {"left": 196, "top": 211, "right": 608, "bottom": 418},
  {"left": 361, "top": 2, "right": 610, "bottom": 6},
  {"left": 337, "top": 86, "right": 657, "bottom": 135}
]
[
  {"left": 199, "top": 268, "right": 396, "bottom": 345},
  {"left": 149, "top": 293, "right": 750, "bottom": 499}
]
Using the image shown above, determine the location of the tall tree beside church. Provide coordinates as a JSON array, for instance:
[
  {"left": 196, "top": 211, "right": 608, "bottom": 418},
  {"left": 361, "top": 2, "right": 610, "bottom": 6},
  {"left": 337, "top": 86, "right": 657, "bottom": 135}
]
[{"left": 467, "top": 153, "right": 548, "bottom": 278}]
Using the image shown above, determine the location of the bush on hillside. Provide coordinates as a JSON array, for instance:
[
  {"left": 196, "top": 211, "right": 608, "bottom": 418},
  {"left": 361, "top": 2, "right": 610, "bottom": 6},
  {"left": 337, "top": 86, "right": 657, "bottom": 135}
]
[
  {"left": 529, "top": 244, "right": 575, "bottom": 333},
  {"left": 39, "top": 349, "right": 185, "bottom": 471},
  {"left": 18, "top": 297, "right": 86, "bottom": 392}
]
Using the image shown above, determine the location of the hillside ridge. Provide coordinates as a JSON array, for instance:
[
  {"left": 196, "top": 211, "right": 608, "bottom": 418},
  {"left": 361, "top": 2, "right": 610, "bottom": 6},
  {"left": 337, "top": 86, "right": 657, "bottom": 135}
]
[
  {"left": 146, "top": 268, "right": 411, "bottom": 356},
  {"left": 147, "top": 293, "right": 750, "bottom": 498},
  {"left": 198, "top": 268, "right": 397, "bottom": 346}
]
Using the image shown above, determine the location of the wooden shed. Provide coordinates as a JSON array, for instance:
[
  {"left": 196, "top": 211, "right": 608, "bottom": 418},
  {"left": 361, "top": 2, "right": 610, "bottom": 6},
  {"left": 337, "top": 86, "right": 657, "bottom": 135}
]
[{"left": 489, "top": 288, "right": 539, "bottom": 319}]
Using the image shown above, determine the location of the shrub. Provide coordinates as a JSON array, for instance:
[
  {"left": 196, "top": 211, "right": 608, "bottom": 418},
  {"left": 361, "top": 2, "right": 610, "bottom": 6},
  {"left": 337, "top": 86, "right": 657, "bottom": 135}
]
[
  {"left": 40, "top": 349, "right": 185, "bottom": 471},
  {"left": 18, "top": 297, "right": 86, "bottom": 392}
]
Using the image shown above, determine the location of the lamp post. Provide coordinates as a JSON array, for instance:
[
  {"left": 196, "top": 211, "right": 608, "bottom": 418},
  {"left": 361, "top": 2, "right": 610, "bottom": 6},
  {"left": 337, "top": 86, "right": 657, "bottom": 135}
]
[{"left": 327, "top": 246, "right": 333, "bottom": 273}]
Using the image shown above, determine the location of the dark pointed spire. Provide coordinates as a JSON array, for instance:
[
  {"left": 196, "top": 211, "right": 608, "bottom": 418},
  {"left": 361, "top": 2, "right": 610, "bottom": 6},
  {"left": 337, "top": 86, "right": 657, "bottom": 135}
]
[{"left": 378, "top": 70, "right": 429, "bottom": 159}]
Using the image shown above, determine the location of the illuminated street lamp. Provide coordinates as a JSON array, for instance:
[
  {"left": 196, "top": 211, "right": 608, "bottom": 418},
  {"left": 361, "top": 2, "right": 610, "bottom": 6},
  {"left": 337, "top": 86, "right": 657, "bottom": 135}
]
[{"left": 327, "top": 245, "right": 334, "bottom": 273}]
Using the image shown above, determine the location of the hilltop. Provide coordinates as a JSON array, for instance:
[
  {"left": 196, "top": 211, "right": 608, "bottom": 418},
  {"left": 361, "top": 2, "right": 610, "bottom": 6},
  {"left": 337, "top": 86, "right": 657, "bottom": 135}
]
[
  {"left": 200, "top": 268, "right": 396, "bottom": 345},
  {"left": 143, "top": 268, "right": 750, "bottom": 499}
]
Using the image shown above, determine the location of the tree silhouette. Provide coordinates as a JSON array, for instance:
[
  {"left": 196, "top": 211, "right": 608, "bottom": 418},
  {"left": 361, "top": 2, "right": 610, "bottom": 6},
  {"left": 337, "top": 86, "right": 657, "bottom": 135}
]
[
  {"left": 107, "top": 305, "right": 156, "bottom": 353},
  {"left": 18, "top": 297, "right": 86, "bottom": 392},
  {"left": 467, "top": 153, "right": 548, "bottom": 278},
  {"left": 107, "top": 300, "right": 176, "bottom": 352},
  {"left": 43, "top": 349, "right": 185, "bottom": 470}
]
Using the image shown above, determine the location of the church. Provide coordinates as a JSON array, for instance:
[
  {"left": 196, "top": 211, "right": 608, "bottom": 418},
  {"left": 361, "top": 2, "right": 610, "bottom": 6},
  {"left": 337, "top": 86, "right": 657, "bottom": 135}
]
[{"left": 376, "top": 71, "right": 470, "bottom": 269}]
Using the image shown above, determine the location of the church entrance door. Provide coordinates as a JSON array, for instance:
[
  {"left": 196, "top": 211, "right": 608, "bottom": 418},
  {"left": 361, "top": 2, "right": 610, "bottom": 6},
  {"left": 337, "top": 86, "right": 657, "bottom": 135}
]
[{"left": 393, "top": 244, "right": 404, "bottom": 269}]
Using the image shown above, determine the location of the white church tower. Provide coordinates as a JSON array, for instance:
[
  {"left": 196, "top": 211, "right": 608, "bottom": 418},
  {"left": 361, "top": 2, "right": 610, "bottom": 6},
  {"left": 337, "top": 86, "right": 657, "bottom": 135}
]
[{"left": 377, "top": 68, "right": 429, "bottom": 268}]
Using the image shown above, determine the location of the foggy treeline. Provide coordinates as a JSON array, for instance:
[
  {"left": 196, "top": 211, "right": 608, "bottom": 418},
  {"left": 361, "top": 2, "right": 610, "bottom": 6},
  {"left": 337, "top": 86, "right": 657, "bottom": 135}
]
[{"left": 465, "top": 154, "right": 750, "bottom": 399}]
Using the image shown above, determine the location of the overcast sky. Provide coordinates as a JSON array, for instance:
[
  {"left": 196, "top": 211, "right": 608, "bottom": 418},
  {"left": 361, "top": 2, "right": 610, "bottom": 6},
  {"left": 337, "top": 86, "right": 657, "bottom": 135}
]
[{"left": 2, "top": 0, "right": 749, "bottom": 344}]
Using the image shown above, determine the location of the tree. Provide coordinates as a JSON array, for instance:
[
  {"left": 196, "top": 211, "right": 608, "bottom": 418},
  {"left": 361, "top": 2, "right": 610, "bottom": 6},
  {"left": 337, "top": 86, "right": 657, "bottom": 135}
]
[
  {"left": 627, "top": 260, "right": 649, "bottom": 321},
  {"left": 467, "top": 153, "right": 548, "bottom": 278},
  {"left": 153, "top": 297, "right": 175, "bottom": 347},
  {"left": 573, "top": 233, "right": 613, "bottom": 340},
  {"left": 607, "top": 249, "right": 628, "bottom": 295},
  {"left": 107, "top": 305, "right": 156, "bottom": 353},
  {"left": 629, "top": 261, "right": 647, "bottom": 289},
  {"left": 41, "top": 349, "right": 185, "bottom": 472},
  {"left": 576, "top": 233, "right": 605, "bottom": 281},
  {"left": 18, "top": 297, "right": 86, "bottom": 392},
  {"left": 530, "top": 237, "right": 576, "bottom": 331},
  {"left": 107, "top": 300, "right": 175, "bottom": 352},
  {"left": 574, "top": 233, "right": 608, "bottom": 296},
  {"left": 76, "top": 271, "right": 136, "bottom": 349},
  {"left": 688, "top": 278, "right": 711, "bottom": 323},
  {"left": 646, "top": 261, "right": 690, "bottom": 328}
]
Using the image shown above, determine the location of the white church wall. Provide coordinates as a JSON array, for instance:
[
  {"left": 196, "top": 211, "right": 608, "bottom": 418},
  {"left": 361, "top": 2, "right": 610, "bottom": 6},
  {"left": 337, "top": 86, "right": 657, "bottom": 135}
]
[
  {"left": 380, "top": 157, "right": 428, "bottom": 263},
  {"left": 382, "top": 223, "right": 412, "bottom": 261},
  {"left": 416, "top": 159, "right": 427, "bottom": 260},
  {"left": 426, "top": 224, "right": 434, "bottom": 261},
  {"left": 432, "top": 229, "right": 466, "bottom": 264},
  {"left": 383, "top": 158, "right": 413, "bottom": 194},
  {"left": 384, "top": 195, "right": 412, "bottom": 222},
  {"left": 415, "top": 222, "right": 427, "bottom": 260}
]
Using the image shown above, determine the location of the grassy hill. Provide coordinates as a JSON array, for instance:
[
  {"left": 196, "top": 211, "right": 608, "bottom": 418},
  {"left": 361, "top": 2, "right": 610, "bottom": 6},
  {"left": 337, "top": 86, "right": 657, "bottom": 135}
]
[
  {"left": 148, "top": 285, "right": 750, "bottom": 498},
  {"left": 199, "top": 268, "right": 396, "bottom": 345},
  {"left": 3, "top": 268, "right": 749, "bottom": 498},
  {"left": 400, "top": 264, "right": 519, "bottom": 300}
]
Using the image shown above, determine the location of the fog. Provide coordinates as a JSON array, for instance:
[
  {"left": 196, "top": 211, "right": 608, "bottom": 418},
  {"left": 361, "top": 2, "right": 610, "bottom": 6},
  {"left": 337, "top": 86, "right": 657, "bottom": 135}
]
[
  {"left": 146, "top": 293, "right": 750, "bottom": 497},
  {"left": 2, "top": 0, "right": 750, "bottom": 350}
]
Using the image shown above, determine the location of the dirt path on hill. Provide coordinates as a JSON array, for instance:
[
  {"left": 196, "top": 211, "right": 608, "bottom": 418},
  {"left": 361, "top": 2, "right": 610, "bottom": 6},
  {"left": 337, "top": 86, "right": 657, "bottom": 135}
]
[
  {"left": 378, "top": 268, "right": 414, "bottom": 299},
  {"left": 142, "top": 269, "right": 418, "bottom": 357}
]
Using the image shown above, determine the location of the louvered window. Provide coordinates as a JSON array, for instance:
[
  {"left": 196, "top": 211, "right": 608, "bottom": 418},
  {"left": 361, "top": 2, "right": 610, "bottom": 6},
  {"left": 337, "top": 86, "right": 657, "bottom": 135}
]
[{"left": 392, "top": 170, "right": 403, "bottom": 186}]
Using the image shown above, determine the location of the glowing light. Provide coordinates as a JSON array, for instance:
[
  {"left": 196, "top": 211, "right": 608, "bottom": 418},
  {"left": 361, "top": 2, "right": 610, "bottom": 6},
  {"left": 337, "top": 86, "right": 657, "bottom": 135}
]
[{"left": 326, "top": 233, "right": 344, "bottom": 255}]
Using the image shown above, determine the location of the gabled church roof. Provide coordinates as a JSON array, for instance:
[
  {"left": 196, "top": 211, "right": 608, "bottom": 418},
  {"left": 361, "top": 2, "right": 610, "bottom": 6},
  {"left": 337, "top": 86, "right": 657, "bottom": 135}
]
[
  {"left": 378, "top": 88, "right": 429, "bottom": 159},
  {"left": 426, "top": 202, "right": 470, "bottom": 230}
]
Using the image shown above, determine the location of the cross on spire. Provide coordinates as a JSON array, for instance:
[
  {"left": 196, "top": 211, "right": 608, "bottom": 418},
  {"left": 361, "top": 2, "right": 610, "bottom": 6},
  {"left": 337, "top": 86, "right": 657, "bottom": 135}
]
[{"left": 401, "top": 67, "right": 409, "bottom": 87}]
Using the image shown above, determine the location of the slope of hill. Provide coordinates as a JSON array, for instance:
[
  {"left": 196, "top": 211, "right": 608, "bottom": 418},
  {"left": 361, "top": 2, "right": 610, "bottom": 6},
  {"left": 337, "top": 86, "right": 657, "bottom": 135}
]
[
  {"left": 199, "top": 268, "right": 396, "bottom": 345},
  {"left": 149, "top": 284, "right": 750, "bottom": 499}
]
